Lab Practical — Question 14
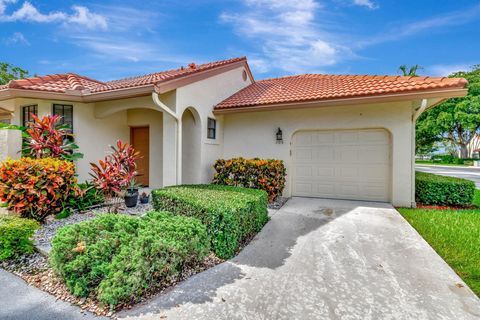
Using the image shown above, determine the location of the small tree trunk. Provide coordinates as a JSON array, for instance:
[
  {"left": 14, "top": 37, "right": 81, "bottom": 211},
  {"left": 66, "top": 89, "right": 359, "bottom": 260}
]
[{"left": 460, "top": 144, "right": 469, "bottom": 158}]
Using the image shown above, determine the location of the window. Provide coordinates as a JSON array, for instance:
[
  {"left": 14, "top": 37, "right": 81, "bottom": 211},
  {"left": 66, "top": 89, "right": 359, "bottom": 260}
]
[
  {"left": 207, "top": 118, "right": 216, "bottom": 139},
  {"left": 53, "top": 104, "right": 73, "bottom": 132},
  {"left": 22, "top": 105, "right": 38, "bottom": 127}
]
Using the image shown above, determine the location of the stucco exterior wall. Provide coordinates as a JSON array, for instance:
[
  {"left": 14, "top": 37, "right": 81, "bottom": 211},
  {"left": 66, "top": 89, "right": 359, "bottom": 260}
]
[
  {"left": 0, "top": 129, "right": 22, "bottom": 161},
  {"left": 10, "top": 98, "right": 129, "bottom": 183},
  {"left": 222, "top": 102, "right": 415, "bottom": 207},
  {"left": 173, "top": 66, "right": 252, "bottom": 184}
]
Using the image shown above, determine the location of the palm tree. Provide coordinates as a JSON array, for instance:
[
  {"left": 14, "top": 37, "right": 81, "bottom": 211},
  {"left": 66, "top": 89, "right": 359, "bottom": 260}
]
[{"left": 398, "top": 64, "right": 423, "bottom": 76}]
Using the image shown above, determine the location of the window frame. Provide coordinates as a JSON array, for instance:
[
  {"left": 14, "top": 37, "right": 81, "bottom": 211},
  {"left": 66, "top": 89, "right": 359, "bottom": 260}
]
[
  {"left": 22, "top": 105, "right": 38, "bottom": 127},
  {"left": 207, "top": 117, "right": 216, "bottom": 140},
  {"left": 52, "top": 104, "right": 74, "bottom": 132}
]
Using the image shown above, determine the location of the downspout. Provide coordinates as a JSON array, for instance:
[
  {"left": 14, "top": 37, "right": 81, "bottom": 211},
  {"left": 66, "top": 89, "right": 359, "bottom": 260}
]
[
  {"left": 411, "top": 98, "right": 428, "bottom": 207},
  {"left": 152, "top": 92, "right": 182, "bottom": 185}
]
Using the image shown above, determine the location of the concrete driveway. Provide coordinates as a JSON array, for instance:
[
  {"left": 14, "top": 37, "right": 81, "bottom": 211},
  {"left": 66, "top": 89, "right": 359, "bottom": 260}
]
[
  {"left": 416, "top": 164, "right": 480, "bottom": 187},
  {"left": 119, "top": 197, "right": 480, "bottom": 320}
]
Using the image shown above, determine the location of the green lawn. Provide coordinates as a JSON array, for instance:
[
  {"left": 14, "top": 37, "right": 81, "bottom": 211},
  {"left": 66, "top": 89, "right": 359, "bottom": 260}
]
[{"left": 398, "top": 190, "right": 480, "bottom": 296}]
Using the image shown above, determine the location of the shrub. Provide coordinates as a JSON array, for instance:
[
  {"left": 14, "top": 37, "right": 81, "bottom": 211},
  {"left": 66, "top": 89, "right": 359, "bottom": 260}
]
[
  {"left": 0, "top": 158, "right": 78, "bottom": 221},
  {"left": 152, "top": 184, "right": 268, "bottom": 259},
  {"left": 23, "top": 114, "right": 83, "bottom": 161},
  {"left": 415, "top": 172, "right": 475, "bottom": 206},
  {"left": 68, "top": 182, "right": 105, "bottom": 212},
  {"left": 212, "top": 158, "right": 286, "bottom": 202},
  {"left": 97, "top": 212, "right": 209, "bottom": 305},
  {"left": 49, "top": 212, "right": 209, "bottom": 306},
  {"left": 0, "top": 215, "right": 39, "bottom": 260},
  {"left": 90, "top": 140, "right": 140, "bottom": 199}
]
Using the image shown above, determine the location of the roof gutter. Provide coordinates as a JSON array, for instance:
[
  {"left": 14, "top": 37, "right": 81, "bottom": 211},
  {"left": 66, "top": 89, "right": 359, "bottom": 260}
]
[
  {"left": 410, "top": 98, "right": 428, "bottom": 208},
  {"left": 151, "top": 92, "right": 182, "bottom": 185},
  {"left": 213, "top": 88, "right": 468, "bottom": 115},
  {"left": 413, "top": 98, "right": 428, "bottom": 122}
]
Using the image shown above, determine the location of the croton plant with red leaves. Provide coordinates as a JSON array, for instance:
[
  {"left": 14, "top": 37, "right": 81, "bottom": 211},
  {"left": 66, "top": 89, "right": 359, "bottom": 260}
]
[
  {"left": 23, "top": 114, "right": 83, "bottom": 161},
  {"left": 0, "top": 157, "right": 78, "bottom": 221},
  {"left": 89, "top": 140, "right": 141, "bottom": 198}
]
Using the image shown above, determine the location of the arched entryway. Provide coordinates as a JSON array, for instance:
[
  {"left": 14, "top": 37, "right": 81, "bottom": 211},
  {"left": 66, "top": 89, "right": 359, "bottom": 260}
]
[{"left": 181, "top": 107, "right": 201, "bottom": 184}]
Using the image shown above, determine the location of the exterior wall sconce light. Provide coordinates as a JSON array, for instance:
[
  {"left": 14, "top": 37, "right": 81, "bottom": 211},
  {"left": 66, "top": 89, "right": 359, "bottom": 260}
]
[{"left": 276, "top": 127, "right": 283, "bottom": 144}]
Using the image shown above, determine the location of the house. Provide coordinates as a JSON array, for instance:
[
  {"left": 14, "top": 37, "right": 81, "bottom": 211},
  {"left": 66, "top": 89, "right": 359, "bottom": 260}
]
[{"left": 0, "top": 57, "right": 468, "bottom": 207}]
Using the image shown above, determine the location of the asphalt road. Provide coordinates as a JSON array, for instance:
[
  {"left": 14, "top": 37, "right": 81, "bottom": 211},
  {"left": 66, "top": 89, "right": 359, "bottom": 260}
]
[{"left": 416, "top": 165, "right": 480, "bottom": 188}]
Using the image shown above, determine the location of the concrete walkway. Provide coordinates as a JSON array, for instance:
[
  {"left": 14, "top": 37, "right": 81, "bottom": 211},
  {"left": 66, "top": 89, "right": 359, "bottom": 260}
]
[
  {"left": 119, "top": 197, "right": 480, "bottom": 320},
  {"left": 0, "top": 268, "right": 105, "bottom": 320}
]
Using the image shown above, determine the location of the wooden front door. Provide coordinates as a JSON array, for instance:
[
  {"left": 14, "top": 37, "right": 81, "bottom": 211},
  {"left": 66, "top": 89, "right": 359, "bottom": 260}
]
[{"left": 130, "top": 126, "right": 149, "bottom": 187}]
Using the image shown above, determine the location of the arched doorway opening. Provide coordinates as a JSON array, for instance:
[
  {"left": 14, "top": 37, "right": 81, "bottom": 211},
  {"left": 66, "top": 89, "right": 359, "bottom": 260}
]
[{"left": 181, "top": 107, "right": 201, "bottom": 184}]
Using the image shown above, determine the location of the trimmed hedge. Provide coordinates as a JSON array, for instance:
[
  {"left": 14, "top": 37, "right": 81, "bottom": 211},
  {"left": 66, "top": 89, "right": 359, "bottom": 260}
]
[
  {"left": 0, "top": 215, "right": 39, "bottom": 260},
  {"left": 415, "top": 171, "right": 475, "bottom": 206},
  {"left": 213, "top": 158, "right": 286, "bottom": 202},
  {"left": 49, "top": 212, "right": 209, "bottom": 306},
  {"left": 152, "top": 184, "right": 268, "bottom": 259}
]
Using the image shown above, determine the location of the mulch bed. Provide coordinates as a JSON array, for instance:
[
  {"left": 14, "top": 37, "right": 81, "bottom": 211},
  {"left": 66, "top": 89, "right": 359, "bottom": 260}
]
[
  {"left": 1, "top": 252, "right": 223, "bottom": 317},
  {"left": 415, "top": 204, "right": 478, "bottom": 210}
]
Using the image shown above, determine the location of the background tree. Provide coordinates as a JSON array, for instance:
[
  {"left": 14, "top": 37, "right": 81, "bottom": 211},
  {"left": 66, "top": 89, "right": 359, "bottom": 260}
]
[
  {"left": 0, "top": 62, "right": 30, "bottom": 85},
  {"left": 399, "top": 64, "right": 423, "bottom": 76},
  {"left": 415, "top": 65, "right": 480, "bottom": 158}
]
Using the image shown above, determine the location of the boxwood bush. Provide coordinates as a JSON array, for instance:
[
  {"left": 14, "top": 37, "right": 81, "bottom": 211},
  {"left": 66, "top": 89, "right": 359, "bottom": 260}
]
[
  {"left": 152, "top": 184, "right": 268, "bottom": 259},
  {"left": 415, "top": 171, "right": 475, "bottom": 206},
  {"left": 0, "top": 215, "right": 39, "bottom": 260},
  {"left": 49, "top": 212, "right": 209, "bottom": 306}
]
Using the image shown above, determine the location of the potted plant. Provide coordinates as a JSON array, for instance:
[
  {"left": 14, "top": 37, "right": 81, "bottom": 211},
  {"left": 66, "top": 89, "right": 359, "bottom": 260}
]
[
  {"left": 139, "top": 192, "right": 149, "bottom": 204},
  {"left": 124, "top": 179, "right": 140, "bottom": 208}
]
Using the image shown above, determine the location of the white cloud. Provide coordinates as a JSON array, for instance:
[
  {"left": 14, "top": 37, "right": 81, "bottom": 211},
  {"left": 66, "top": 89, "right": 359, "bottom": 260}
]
[
  {"left": 428, "top": 64, "right": 472, "bottom": 77},
  {"left": 352, "top": 0, "right": 378, "bottom": 9},
  {"left": 0, "top": 1, "right": 107, "bottom": 30},
  {"left": 69, "top": 6, "right": 107, "bottom": 30},
  {"left": 71, "top": 35, "right": 192, "bottom": 66},
  {"left": 4, "top": 31, "right": 29, "bottom": 45},
  {"left": 221, "top": 0, "right": 350, "bottom": 74},
  {"left": 358, "top": 3, "right": 480, "bottom": 47}
]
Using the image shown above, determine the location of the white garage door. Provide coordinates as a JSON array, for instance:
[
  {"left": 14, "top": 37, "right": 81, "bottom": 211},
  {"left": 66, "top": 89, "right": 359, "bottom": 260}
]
[{"left": 292, "top": 129, "right": 391, "bottom": 202}]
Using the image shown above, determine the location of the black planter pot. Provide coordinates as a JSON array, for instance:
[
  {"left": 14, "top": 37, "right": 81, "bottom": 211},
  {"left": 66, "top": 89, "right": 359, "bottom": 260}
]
[
  {"left": 140, "top": 195, "right": 149, "bottom": 204},
  {"left": 124, "top": 192, "right": 139, "bottom": 208}
]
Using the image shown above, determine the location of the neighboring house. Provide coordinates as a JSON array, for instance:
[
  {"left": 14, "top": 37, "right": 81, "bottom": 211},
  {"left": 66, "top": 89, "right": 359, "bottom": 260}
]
[
  {"left": 466, "top": 134, "right": 480, "bottom": 158},
  {"left": 0, "top": 57, "right": 468, "bottom": 207}
]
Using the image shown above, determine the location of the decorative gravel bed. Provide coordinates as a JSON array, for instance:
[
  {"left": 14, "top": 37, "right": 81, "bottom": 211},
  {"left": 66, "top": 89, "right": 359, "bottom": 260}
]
[{"left": 34, "top": 201, "right": 153, "bottom": 255}]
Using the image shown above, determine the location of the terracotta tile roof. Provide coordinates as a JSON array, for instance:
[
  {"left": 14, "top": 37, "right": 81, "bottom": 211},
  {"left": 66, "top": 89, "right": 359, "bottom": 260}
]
[
  {"left": 7, "top": 73, "right": 104, "bottom": 93},
  {"left": 215, "top": 74, "right": 468, "bottom": 110},
  {"left": 0, "top": 57, "right": 246, "bottom": 95},
  {"left": 92, "top": 57, "right": 246, "bottom": 93}
]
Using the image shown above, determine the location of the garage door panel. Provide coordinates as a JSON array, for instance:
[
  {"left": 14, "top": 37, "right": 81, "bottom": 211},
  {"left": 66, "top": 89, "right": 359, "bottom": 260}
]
[
  {"left": 293, "top": 129, "right": 390, "bottom": 202},
  {"left": 358, "top": 130, "right": 387, "bottom": 141}
]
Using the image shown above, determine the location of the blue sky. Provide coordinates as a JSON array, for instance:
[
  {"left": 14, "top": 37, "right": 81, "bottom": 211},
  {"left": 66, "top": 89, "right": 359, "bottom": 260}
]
[{"left": 0, "top": 0, "right": 479, "bottom": 81}]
